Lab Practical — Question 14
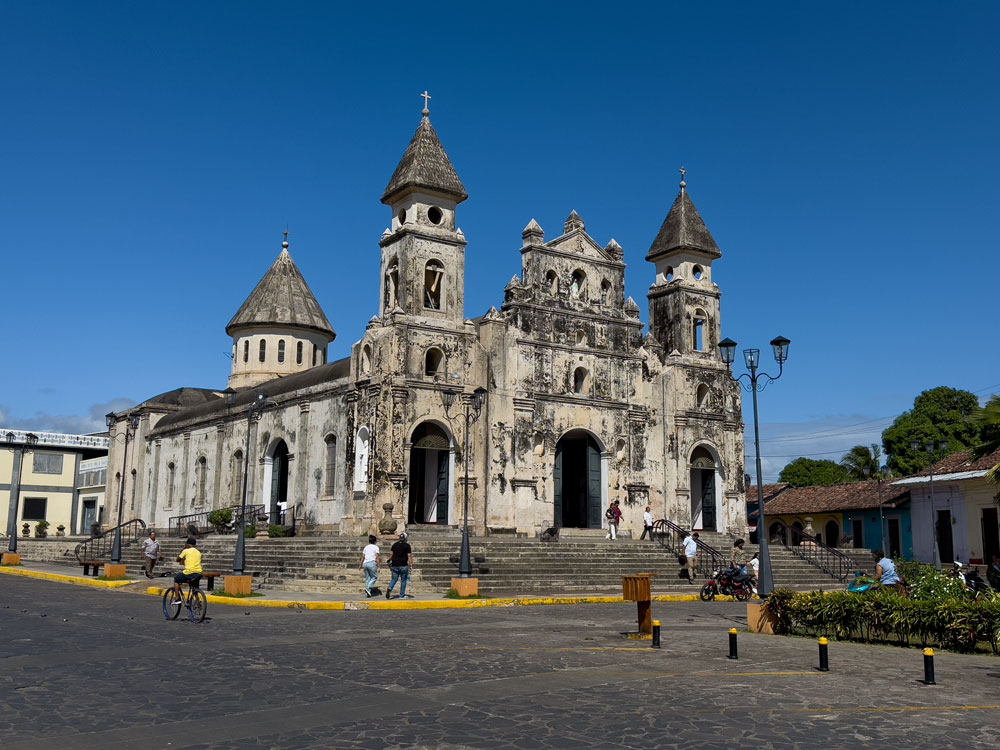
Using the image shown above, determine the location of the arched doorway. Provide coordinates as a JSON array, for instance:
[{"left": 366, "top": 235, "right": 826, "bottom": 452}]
[
  {"left": 408, "top": 423, "right": 453, "bottom": 524},
  {"left": 554, "top": 430, "right": 605, "bottom": 528},
  {"left": 690, "top": 446, "right": 720, "bottom": 531},
  {"left": 268, "top": 440, "right": 289, "bottom": 525},
  {"left": 791, "top": 521, "right": 804, "bottom": 546},
  {"left": 769, "top": 522, "right": 786, "bottom": 545},
  {"left": 825, "top": 519, "right": 840, "bottom": 548}
]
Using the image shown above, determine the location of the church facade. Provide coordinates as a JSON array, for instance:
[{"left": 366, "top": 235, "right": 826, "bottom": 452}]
[{"left": 107, "top": 109, "right": 747, "bottom": 539}]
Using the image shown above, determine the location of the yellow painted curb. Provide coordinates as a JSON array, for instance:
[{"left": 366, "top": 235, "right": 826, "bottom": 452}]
[
  {"left": 0, "top": 565, "right": 136, "bottom": 588},
  {"left": 143, "top": 587, "right": 736, "bottom": 610}
]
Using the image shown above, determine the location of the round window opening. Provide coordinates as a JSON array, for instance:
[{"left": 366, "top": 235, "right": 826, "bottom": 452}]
[
  {"left": 397, "top": 209, "right": 407, "bottom": 225},
  {"left": 665, "top": 266, "right": 674, "bottom": 281},
  {"left": 693, "top": 265, "right": 703, "bottom": 280},
  {"left": 428, "top": 206, "right": 443, "bottom": 225}
]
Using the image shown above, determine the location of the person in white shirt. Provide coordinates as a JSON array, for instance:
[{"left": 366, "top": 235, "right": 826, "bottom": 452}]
[
  {"left": 640, "top": 506, "right": 655, "bottom": 541},
  {"left": 749, "top": 553, "right": 760, "bottom": 594},
  {"left": 359, "top": 535, "right": 381, "bottom": 598},
  {"left": 682, "top": 532, "right": 699, "bottom": 584}
]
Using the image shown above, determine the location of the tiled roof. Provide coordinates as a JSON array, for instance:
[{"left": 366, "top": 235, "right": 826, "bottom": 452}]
[
  {"left": 382, "top": 116, "right": 467, "bottom": 204},
  {"left": 761, "top": 480, "right": 909, "bottom": 515},
  {"left": 226, "top": 247, "right": 335, "bottom": 338},
  {"left": 646, "top": 188, "right": 721, "bottom": 261},
  {"left": 914, "top": 447, "right": 1000, "bottom": 477}
]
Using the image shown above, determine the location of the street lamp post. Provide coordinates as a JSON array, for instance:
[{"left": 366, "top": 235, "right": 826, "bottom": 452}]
[
  {"left": 4, "top": 431, "right": 39, "bottom": 554},
  {"left": 105, "top": 412, "right": 141, "bottom": 563},
  {"left": 719, "top": 335, "right": 790, "bottom": 598},
  {"left": 912, "top": 440, "right": 950, "bottom": 570},
  {"left": 226, "top": 389, "right": 268, "bottom": 575},
  {"left": 443, "top": 386, "right": 487, "bottom": 578}
]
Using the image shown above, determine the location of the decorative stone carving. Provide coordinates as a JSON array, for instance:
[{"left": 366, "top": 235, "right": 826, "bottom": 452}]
[{"left": 378, "top": 502, "right": 398, "bottom": 535}]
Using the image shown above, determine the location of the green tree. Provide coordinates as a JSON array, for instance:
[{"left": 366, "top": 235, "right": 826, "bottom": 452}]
[
  {"left": 973, "top": 395, "right": 1000, "bottom": 502},
  {"left": 882, "top": 386, "right": 981, "bottom": 475},
  {"left": 778, "top": 457, "right": 851, "bottom": 487},
  {"left": 840, "top": 443, "right": 883, "bottom": 481}
]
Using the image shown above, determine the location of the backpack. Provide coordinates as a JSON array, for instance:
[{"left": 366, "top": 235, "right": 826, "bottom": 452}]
[{"left": 605, "top": 507, "right": 615, "bottom": 520}]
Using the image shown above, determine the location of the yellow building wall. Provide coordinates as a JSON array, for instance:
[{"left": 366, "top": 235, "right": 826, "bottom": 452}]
[{"left": 1, "top": 449, "right": 79, "bottom": 535}]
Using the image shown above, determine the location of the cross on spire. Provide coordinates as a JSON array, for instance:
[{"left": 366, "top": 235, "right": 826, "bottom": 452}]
[
  {"left": 282, "top": 228, "right": 289, "bottom": 248},
  {"left": 679, "top": 166, "right": 687, "bottom": 190},
  {"left": 420, "top": 90, "right": 431, "bottom": 116}
]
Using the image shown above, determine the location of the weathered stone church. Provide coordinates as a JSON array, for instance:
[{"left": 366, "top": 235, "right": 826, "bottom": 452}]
[{"left": 108, "top": 106, "right": 747, "bottom": 539}]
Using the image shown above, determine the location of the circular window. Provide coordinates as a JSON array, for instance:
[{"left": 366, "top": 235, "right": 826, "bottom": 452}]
[
  {"left": 693, "top": 265, "right": 703, "bottom": 280},
  {"left": 665, "top": 266, "right": 674, "bottom": 281},
  {"left": 428, "top": 207, "right": 443, "bottom": 225},
  {"left": 397, "top": 209, "right": 407, "bottom": 225}
]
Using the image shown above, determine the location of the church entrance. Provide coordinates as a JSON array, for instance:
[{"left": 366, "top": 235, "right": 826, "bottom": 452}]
[
  {"left": 690, "top": 446, "right": 719, "bottom": 531},
  {"left": 269, "top": 440, "right": 289, "bottom": 525},
  {"left": 554, "top": 430, "right": 604, "bottom": 528},
  {"left": 408, "top": 423, "right": 452, "bottom": 524}
]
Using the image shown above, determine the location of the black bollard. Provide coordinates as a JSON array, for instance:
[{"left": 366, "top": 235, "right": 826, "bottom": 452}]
[
  {"left": 923, "top": 648, "right": 936, "bottom": 685},
  {"left": 728, "top": 628, "right": 738, "bottom": 660},
  {"left": 818, "top": 637, "right": 829, "bottom": 671},
  {"left": 652, "top": 619, "right": 661, "bottom": 649}
]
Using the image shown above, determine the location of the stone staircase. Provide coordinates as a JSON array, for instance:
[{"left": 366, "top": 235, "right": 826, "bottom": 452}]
[{"left": 112, "top": 529, "right": 874, "bottom": 596}]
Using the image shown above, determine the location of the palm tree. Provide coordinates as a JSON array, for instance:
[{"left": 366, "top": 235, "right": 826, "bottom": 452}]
[{"left": 840, "top": 444, "right": 883, "bottom": 481}]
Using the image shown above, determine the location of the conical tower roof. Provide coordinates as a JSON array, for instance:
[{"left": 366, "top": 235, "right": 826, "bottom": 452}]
[
  {"left": 226, "top": 243, "right": 335, "bottom": 339},
  {"left": 646, "top": 188, "right": 721, "bottom": 262},
  {"left": 381, "top": 115, "right": 467, "bottom": 205}
]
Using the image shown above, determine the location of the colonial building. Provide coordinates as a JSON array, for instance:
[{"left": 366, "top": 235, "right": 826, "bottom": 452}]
[{"left": 108, "top": 107, "right": 747, "bottom": 538}]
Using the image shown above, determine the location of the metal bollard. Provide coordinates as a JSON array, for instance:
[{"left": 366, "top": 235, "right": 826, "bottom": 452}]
[
  {"left": 818, "top": 637, "right": 829, "bottom": 671},
  {"left": 652, "top": 620, "right": 661, "bottom": 649},
  {"left": 923, "top": 647, "right": 936, "bottom": 685},
  {"left": 728, "top": 628, "right": 738, "bottom": 660}
]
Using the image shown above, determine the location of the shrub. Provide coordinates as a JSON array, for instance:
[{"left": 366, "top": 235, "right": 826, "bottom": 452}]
[
  {"left": 207, "top": 508, "right": 234, "bottom": 533},
  {"left": 267, "top": 524, "right": 285, "bottom": 538},
  {"left": 244, "top": 524, "right": 257, "bottom": 538},
  {"left": 34, "top": 520, "right": 49, "bottom": 538},
  {"left": 762, "top": 588, "right": 796, "bottom": 635}
]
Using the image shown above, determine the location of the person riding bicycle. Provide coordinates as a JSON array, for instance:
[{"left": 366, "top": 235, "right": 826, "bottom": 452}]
[
  {"left": 172, "top": 537, "right": 203, "bottom": 602},
  {"left": 873, "top": 549, "right": 901, "bottom": 590}
]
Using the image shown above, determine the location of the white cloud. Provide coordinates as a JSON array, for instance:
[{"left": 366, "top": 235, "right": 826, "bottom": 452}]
[{"left": 0, "top": 398, "right": 136, "bottom": 435}]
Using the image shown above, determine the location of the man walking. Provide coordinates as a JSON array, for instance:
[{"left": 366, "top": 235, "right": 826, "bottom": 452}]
[
  {"left": 359, "top": 534, "right": 380, "bottom": 598},
  {"left": 140, "top": 530, "right": 162, "bottom": 578},
  {"left": 386, "top": 532, "right": 414, "bottom": 599},
  {"left": 605, "top": 500, "right": 622, "bottom": 540},
  {"left": 682, "top": 531, "right": 699, "bottom": 584},
  {"left": 639, "top": 506, "right": 655, "bottom": 541}
]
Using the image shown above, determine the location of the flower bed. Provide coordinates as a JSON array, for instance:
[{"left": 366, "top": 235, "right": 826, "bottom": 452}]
[{"left": 763, "top": 561, "right": 1000, "bottom": 654}]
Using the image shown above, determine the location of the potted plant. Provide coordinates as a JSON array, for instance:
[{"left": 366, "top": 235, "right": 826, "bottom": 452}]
[
  {"left": 207, "top": 508, "right": 234, "bottom": 533},
  {"left": 34, "top": 520, "right": 49, "bottom": 538}
]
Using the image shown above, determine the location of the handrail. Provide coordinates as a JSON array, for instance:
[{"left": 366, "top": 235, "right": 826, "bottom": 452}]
[
  {"left": 770, "top": 520, "right": 852, "bottom": 581},
  {"left": 167, "top": 505, "right": 265, "bottom": 538},
  {"left": 651, "top": 519, "right": 728, "bottom": 578},
  {"left": 74, "top": 518, "right": 146, "bottom": 563}
]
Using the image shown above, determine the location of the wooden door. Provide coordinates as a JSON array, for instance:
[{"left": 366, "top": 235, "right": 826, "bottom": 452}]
[
  {"left": 553, "top": 448, "right": 563, "bottom": 527},
  {"left": 887, "top": 518, "right": 901, "bottom": 557},
  {"left": 436, "top": 451, "right": 449, "bottom": 524},
  {"left": 586, "top": 440, "right": 602, "bottom": 528},
  {"left": 701, "top": 471, "right": 716, "bottom": 530},
  {"left": 937, "top": 510, "right": 954, "bottom": 563},
  {"left": 982, "top": 508, "right": 999, "bottom": 563}
]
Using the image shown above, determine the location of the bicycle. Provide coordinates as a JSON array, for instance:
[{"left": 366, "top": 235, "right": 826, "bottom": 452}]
[{"left": 162, "top": 576, "right": 208, "bottom": 622}]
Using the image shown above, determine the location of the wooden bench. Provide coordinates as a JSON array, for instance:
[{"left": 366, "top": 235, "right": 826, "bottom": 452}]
[
  {"left": 201, "top": 572, "right": 221, "bottom": 592},
  {"left": 79, "top": 561, "right": 104, "bottom": 577}
]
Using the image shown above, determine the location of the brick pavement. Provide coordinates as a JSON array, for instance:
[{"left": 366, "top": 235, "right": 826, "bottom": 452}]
[{"left": 2, "top": 576, "right": 999, "bottom": 749}]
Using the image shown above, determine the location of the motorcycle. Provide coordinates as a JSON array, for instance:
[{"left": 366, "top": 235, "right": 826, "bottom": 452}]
[
  {"left": 949, "top": 561, "right": 993, "bottom": 599},
  {"left": 700, "top": 566, "right": 754, "bottom": 602}
]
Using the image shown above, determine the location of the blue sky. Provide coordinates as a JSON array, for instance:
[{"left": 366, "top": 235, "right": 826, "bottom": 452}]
[{"left": 1, "top": 2, "right": 997, "bottom": 481}]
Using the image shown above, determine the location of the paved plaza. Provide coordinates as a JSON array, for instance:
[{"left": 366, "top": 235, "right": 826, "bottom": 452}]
[{"left": 2, "top": 577, "right": 1000, "bottom": 749}]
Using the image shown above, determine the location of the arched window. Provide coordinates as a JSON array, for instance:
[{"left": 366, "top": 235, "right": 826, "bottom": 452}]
[
  {"left": 693, "top": 264, "right": 704, "bottom": 280},
  {"left": 296, "top": 341, "right": 303, "bottom": 365},
  {"left": 195, "top": 456, "right": 207, "bottom": 506},
  {"left": 277, "top": 339, "right": 285, "bottom": 363},
  {"left": 570, "top": 270, "right": 586, "bottom": 299},
  {"left": 354, "top": 426, "right": 370, "bottom": 491},
  {"left": 533, "top": 431, "right": 545, "bottom": 456},
  {"left": 573, "top": 367, "right": 590, "bottom": 395},
  {"left": 692, "top": 310, "right": 706, "bottom": 352},
  {"left": 259, "top": 339, "right": 266, "bottom": 362},
  {"left": 312, "top": 344, "right": 318, "bottom": 366},
  {"left": 243, "top": 340, "right": 249, "bottom": 363},
  {"left": 231, "top": 450, "right": 243, "bottom": 504},
  {"left": 321, "top": 348, "right": 326, "bottom": 364},
  {"left": 325, "top": 435, "right": 337, "bottom": 495},
  {"left": 130, "top": 469, "right": 137, "bottom": 511},
  {"left": 575, "top": 331, "right": 586, "bottom": 347},
  {"left": 545, "top": 270, "right": 557, "bottom": 295},
  {"left": 696, "top": 383, "right": 710, "bottom": 408},
  {"left": 384, "top": 261, "right": 399, "bottom": 309},
  {"left": 425, "top": 347, "right": 443, "bottom": 376},
  {"left": 600, "top": 279, "right": 611, "bottom": 304},
  {"left": 361, "top": 344, "right": 372, "bottom": 375},
  {"left": 424, "top": 261, "right": 444, "bottom": 309}
]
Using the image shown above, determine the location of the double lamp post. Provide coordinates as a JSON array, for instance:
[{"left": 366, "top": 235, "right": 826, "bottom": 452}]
[
  {"left": 443, "top": 386, "right": 487, "bottom": 578},
  {"left": 223, "top": 389, "right": 269, "bottom": 575},
  {"left": 105, "top": 412, "right": 141, "bottom": 564},
  {"left": 4, "top": 431, "right": 39, "bottom": 554},
  {"left": 719, "top": 335, "right": 790, "bottom": 599}
]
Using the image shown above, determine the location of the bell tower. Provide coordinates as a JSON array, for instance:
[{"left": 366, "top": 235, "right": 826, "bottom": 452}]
[
  {"left": 378, "top": 93, "right": 468, "bottom": 329},
  {"left": 646, "top": 169, "right": 724, "bottom": 361}
]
